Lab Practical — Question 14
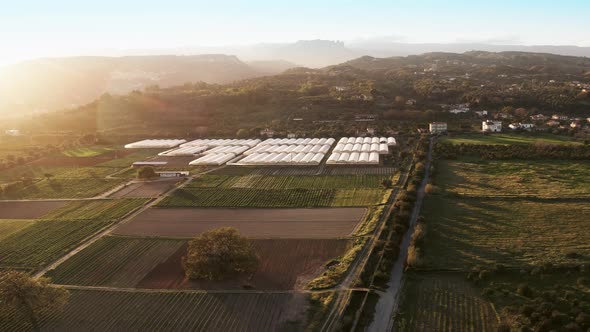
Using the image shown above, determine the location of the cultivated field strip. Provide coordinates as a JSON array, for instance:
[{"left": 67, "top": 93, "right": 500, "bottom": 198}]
[
  {"left": 116, "top": 208, "right": 367, "bottom": 238},
  {"left": 323, "top": 166, "right": 397, "bottom": 176},
  {"left": 0, "top": 219, "right": 36, "bottom": 241},
  {"left": 160, "top": 187, "right": 387, "bottom": 208},
  {"left": 396, "top": 273, "right": 498, "bottom": 332},
  {"left": 0, "top": 199, "right": 147, "bottom": 270},
  {"left": 47, "top": 236, "right": 184, "bottom": 287},
  {"left": 110, "top": 179, "right": 178, "bottom": 198},
  {"left": 0, "top": 201, "right": 68, "bottom": 219},
  {"left": 0, "top": 290, "right": 306, "bottom": 332},
  {"left": 138, "top": 239, "right": 351, "bottom": 290},
  {"left": 1, "top": 178, "right": 124, "bottom": 199},
  {"left": 186, "top": 174, "right": 390, "bottom": 189}
]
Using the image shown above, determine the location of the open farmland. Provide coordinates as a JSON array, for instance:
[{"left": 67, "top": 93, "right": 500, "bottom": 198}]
[
  {"left": 139, "top": 239, "right": 351, "bottom": 290},
  {"left": 422, "top": 195, "right": 590, "bottom": 269},
  {"left": 115, "top": 207, "right": 367, "bottom": 238},
  {"left": 1, "top": 165, "right": 128, "bottom": 199},
  {"left": 396, "top": 272, "right": 498, "bottom": 331},
  {"left": 441, "top": 133, "right": 579, "bottom": 145},
  {"left": 186, "top": 174, "right": 389, "bottom": 189},
  {"left": 1, "top": 176, "right": 124, "bottom": 199},
  {"left": 0, "top": 289, "right": 307, "bottom": 332},
  {"left": 0, "top": 219, "right": 36, "bottom": 241},
  {"left": 110, "top": 179, "right": 179, "bottom": 198},
  {"left": 438, "top": 159, "right": 590, "bottom": 198},
  {"left": 60, "top": 146, "right": 114, "bottom": 157},
  {"left": 0, "top": 199, "right": 146, "bottom": 270},
  {"left": 159, "top": 174, "right": 390, "bottom": 208},
  {"left": 0, "top": 200, "right": 67, "bottom": 219},
  {"left": 47, "top": 236, "right": 184, "bottom": 287},
  {"left": 50, "top": 236, "right": 351, "bottom": 290},
  {"left": 160, "top": 187, "right": 387, "bottom": 208}
]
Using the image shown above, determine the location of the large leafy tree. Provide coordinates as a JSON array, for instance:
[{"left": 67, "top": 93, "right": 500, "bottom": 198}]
[
  {"left": 185, "top": 227, "right": 259, "bottom": 280},
  {"left": 0, "top": 271, "right": 70, "bottom": 332}
]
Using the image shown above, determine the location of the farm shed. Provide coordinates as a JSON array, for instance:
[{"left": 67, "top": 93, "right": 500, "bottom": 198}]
[{"left": 132, "top": 161, "right": 168, "bottom": 167}]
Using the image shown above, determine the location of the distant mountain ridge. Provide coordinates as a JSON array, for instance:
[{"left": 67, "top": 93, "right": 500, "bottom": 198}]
[{"left": 0, "top": 54, "right": 296, "bottom": 114}]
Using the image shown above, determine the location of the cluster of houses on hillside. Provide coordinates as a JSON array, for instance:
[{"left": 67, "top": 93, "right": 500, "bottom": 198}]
[{"left": 429, "top": 115, "right": 590, "bottom": 135}]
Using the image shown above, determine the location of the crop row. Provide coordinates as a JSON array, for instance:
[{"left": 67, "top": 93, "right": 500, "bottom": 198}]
[
  {"left": 187, "top": 174, "right": 391, "bottom": 190},
  {"left": 47, "top": 236, "right": 184, "bottom": 287},
  {"left": 160, "top": 188, "right": 387, "bottom": 208},
  {"left": 43, "top": 199, "right": 147, "bottom": 220},
  {"left": 0, "top": 289, "right": 303, "bottom": 331},
  {"left": 396, "top": 273, "right": 498, "bottom": 332},
  {"left": 0, "top": 199, "right": 147, "bottom": 270}
]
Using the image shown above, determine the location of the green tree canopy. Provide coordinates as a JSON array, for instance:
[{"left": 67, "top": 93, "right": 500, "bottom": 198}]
[
  {"left": 185, "top": 227, "right": 259, "bottom": 280},
  {"left": 137, "top": 166, "right": 157, "bottom": 179},
  {"left": 0, "top": 271, "right": 70, "bottom": 332}
]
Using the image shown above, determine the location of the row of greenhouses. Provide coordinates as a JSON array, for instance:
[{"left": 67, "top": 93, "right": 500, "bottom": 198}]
[
  {"left": 158, "top": 145, "right": 209, "bottom": 156},
  {"left": 244, "top": 143, "right": 331, "bottom": 155},
  {"left": 189, "top": 153, "right": 238, "bottom": 166},
  {"left": 326, "top": 151, "right": 380, "bottom": 165},
  {"left": 181, "top": 139, "right": 260, "bottom": 148},
  {"left": 258, "top": 138, "right": 336, "bottom": 146},
  {"left": 332, "top": 142, "right": 389, "bottom": 154},
  {"left": 236, "top": 152, "right": 326, "bottom": 165},
  {"left": 337, "top": 137, "right": 396, "bottom": 146}
]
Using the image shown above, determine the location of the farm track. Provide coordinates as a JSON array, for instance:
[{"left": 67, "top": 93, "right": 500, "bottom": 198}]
[
  {"left": 319, "top": 162, "right": 413, "bottom": 331},
  {"left": 374, "top": 137, "right": 433, "bottom": 332},
  {"left": 57, "top": 284, "right": 371, "bottom": 294}
]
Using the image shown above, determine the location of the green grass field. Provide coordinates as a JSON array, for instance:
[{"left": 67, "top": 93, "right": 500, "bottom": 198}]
[
  {"left": 61, "top": 146, "right": 114, "bottom": 157},
  {"left": 437, "top": 159, "right": 590, "bottom": 198},
  {"left": 441, "top": 133, "right": 579, "bottom": 145},
  {"left": 422, "top": 157, "right": 590, "bottom": 269},
  {"left": 47, "top": 236, "right": 184, "bottom": 287},
  {"left": 0, "top": 199, "right": 147, "bottom": 270},
  {"left": 421, "top": 195, "right": 590, "bottom": 269},
  {"left": 399, "top": 152, "right": 590, "bottom": 330},
  {"left": 396, "top": 272, "right": 499, "bottom": 331}
]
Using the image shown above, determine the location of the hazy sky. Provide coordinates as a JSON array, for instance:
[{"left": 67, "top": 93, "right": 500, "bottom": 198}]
[{"left": 1, "top": 0, "right": 589, "bottom": 65}]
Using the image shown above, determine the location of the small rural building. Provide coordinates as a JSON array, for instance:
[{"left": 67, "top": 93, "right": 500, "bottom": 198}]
[
  {"left": 482, "top": 120, "right": 502, "bottom": 132},
  {"left": 429, "top": 122, "right": 448, "bottom": 134},
  {"left": 132, "top": 161, "right": 168, "bottom": 168},
  {"left": 509, "top": 123, "right": 535, "bottom": 130},
  {"left": 156, "top": 171, "right": 189, "bottom": 177},
  {"left": 551, "top": 114, "right": 569, "bottom": 121},
  {"left": 260, "top": 128, "right": 275, "bottom": 138},
  {"left": 530, "top": 114, "right": 548, "bottom": 121}
]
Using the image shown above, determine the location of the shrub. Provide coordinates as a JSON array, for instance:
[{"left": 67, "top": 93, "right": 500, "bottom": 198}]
[{"left": 517, "top": 283, "right": 534, "bottom": 298}]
